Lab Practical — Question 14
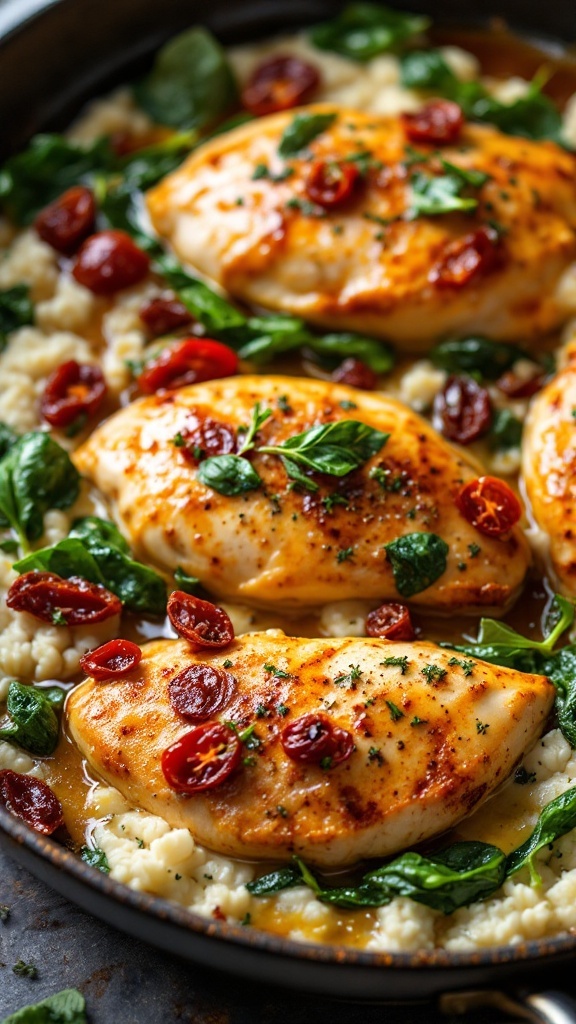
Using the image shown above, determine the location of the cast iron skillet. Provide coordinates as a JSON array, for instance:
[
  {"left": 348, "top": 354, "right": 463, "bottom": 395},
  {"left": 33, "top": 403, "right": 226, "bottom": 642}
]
[{"left": 2, "top": 0, "right": 576, "bottom": 1011}]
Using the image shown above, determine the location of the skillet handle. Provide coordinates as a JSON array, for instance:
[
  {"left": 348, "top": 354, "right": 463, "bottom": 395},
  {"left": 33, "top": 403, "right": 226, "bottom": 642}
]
[{"left": 440, "top": 989, "right": 576, "bottom": 1023}]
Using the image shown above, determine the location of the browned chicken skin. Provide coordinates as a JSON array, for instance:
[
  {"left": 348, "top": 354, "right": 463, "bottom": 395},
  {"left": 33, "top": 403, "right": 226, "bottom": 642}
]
[
  {"left": 147, "top": 106, "right": 576, "bottom": 351},
  {"left": 74, "top": 376, "right": 531, "bottom": 612},
  {"left": 67, "top": 633, "right": 553, "bottom": 867}
]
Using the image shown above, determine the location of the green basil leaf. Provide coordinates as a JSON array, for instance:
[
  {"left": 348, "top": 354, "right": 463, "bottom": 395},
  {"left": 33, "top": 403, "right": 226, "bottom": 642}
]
[
  {"left": 0, "top": 134, "right": 113, "bottom": 224},
  {"left": 278, "top": 112, "right": 337, "bottom": 158},
  {"left": 0, "top": 681, "right": 59, "bottom": 756},
  {"left": 237, "top": 315, "right": 312, "bottom": 363},
  {"left": 1, "top": 988, "right": 87, "bottom": 1024},
  {"left": 306, "top": 333, "right": 395, "bottom": 374},
  {"left": 174, "top": 567, "right": 200, "bottom": 593},
  {"left": 70, "top": 515, "right": 131, "bottom": 556},
  {"left": 385, "top": 532, "right": 449, "bottom": 597},
  {"left": 430, "top": 336, "right": 526, "bottom": 379},
  {"left": 134, "top": 27, "right": 237, "bottom": 131},
  {"left": 409, "top": 170, "right": 480, "bottom": 217},
  {"left": 400, "top": 49, "right": 456, "bottom": 91},
  {"left": 506, "top": 786, "right": 576, "bottom": 883},
  {"left": 0, "top": 433, "right": 80, "bottom": 547},
  {"left": 246, "top": 865, "right": 302, "bottom": 896},
  {"left": 81, "top": 845, "right": 110, "bottom": 874},
  {"left": 40, "top": 686, "right": 66, "bottom": 711},
  {"left": 261, "top": 420, "right": 389, "bottom": 478},
  {"left": 197, "top": 455, "right": 262, "bottom": 496},
  {"left": 14, "top": 537, "right": 105, "bottom": 583},
  {"left": 0, "top": 422, "right": 18, "bottom": 459},
  {"left": 310, "top": 4, "right": 430, "bottom": 61},
  {"left": 0, "top": 285, "right": 34, "bottom": 352},
  {"left": 489, "top": 408, "right": 523, "bottom": 451},
  {"left": 155, "top": 254, "right": 247, "bottom": 335}
]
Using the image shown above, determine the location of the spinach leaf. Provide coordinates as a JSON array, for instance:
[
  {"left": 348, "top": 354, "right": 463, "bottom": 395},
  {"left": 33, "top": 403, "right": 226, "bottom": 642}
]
[
  {"left": 14, "top": 516, "right": 167, "bottom": 617},
  {"left": 197, "top": 455, "right": 262, "bottom": 496},
  {"left": 40, "top": 686, "right": 66, "bottom": 711},
  {"left": 134, "top": 27, "right": 237, "bottom": 131},
  {"left": 310, "top": 4, "right": 430, "bottom": 61},
  {"left": 278, "top": 113, "right": 337, "bottom": 158},
  {"left": 0, "top": 285, "right": 34, "bottom": 352},
  {"left": 1, "top": 988, "right": 86, "bottom": 1024},
  {"left": 236, "top": 315, "right": 312, "bottom": 363},
  {"left": 409, "top": 169, "right": 481, "bottom": 217},
  {"left": 246, "top": 865, "right": 303, "bottom": 897},
  {"left": 385, "top": 532, "right": 449, "bottom": 597},
  {"left": 0, "top": 134, "right": 113, "bottom": 224},
  {"left": 81, "top": 845, "right": 110, "bottom": 874},
  {"left": 97, "top": 178, "right": 164, "bottom": 256},
  {"left": 0, "top": 422, "right": 17, "bottom": 459},
  {"left": 0, "top": 681, "right": 59, "bottom": 756},
  {"left": 0, "top": 433, "right": 80, "bottom": 548},
  {"left": 174, "top": 567, "right": 200, "bottom": 594},
  {"left": 259, "top": 421, "right": 389, "bottom": 480},
  {"left": 489, "top": 408, "right": 523, "bottom": 451},
  {"left": 400, "top": 49, "right": 457, "bottom": 92},
  {"left": 430, "top": 336, "right": 525, "bottom": 380},
  {"left": 119, "top": 132, "right": 197, "bottom": 190},
  {"left": 306, "top": 333, "right": 395, "bottom": 374},
  {"left": 506, "top": 786, "right": 576, "bottom": 884},
  {"left": 155, "top": 254, "right": 247, "bottom": 335}
]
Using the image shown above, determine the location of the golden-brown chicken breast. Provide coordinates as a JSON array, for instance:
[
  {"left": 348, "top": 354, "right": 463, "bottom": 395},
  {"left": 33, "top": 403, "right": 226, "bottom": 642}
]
[
  {"left": 67, "top": 632, "right": 553, "bottom": 866},
  {"left": 74, "top": 375, "right": 530, "bottom": 612},
  {"left": 147, "top": 105, "right": 576, "bottom": 351},
  {"left": 523, "top": 350, "right": 576, "bottom": 594}
]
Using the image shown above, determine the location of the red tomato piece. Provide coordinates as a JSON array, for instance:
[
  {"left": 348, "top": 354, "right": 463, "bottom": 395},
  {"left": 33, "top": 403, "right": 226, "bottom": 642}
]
[
  {"left": 242, "top": 55, "right": 320, "bottom": 116},
  {"left": 139, "top": 296, "right": 193, "bottom": 336},
  {"left": 455, "top": 475, "right": 522, "bottom": 537},
  {"left": 402, "top": 100, "right": 464, "bottom": 145},
  {"left": 429, "top": 226, "right": 502, "bottom": 289},
  {"left": 137, "top": 339, "right": 238, "bottom": 394},
  {"left": 0, "top": 769, "right": 64, "bottom": 835},
  {"left": 40, "top": 360, "right": 107, "bottom": 429},
  {"left": 34, "top": 185, "right": 96, "bottom": 255},
  {"left": 161, "top": 722, "right": 241, "bottom": 793},
  {"left": 331, "top": 357, "right": 377, "bottom": 390},
  {"left": 167, "top": 592, "right": 235, "bottom": 651},
  {"left": 179, "top": 416, "right": 238, "bottom": 464},
  {"left": 433, "top": 375, "right": 492, "bottom": 445},
  {"left": 6, "top": 572, "right": 122, "bottom": 625},
  {"left": 72, "top": 230, "right": 150, "bottom": 295},
  {"left": 281, "top": 712, "right": 354, "bottom": 767},
  {"left": 80, "top": 639, "right": 142, "bottom": 680},
  {"left": 365, "top": 602, "right": 414, "bottom": 640},
  {"left": 305, "top": 160, "right": 360, "bottom": 208},
  {"left": 168, "top": 663, "right": 237, "bottom": 722},
  {"left": 496, "top": 368, "right": 545, "bottom": 399}
]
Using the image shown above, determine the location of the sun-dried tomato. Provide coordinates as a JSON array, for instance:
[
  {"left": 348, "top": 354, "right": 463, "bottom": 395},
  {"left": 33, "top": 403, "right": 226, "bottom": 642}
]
[
  {"left": 7, "top": 572, "right": 122, "bottom": 625},
  {"left": 0, "top": 769, "right": 63, "bottom": 834},
  {"left": 137, "top": 339, "right": 238, "bottom": 394},
  {"left": 305, "top": 160, "right": 360, "bottom": 208},
  {"left": 281, "top": 713, "right": 354, "bottom": 767},
  {"left": 433, "top": 375, "right": 492, "bottom": 445},
  {"left": 168, "top": 663, "right": 237, "bottom": 722},
  {"left": 161, "top": 722, "right": 241, "bottom": 793},
  {"left": 402, "top": 100, "right": 464, "bottom": 146},
  {"left": 242, "top": 55, "right": 320, "bottom": 116},
  {"left": 40, "top": 360, "right": 107, "bottom": 429},
  {"left": 80, "top": 639, "right": 142, "bottom": 680},
  {"left": 178, "top": 416, "right": 238, "bottom": 464},
  {"left": 72, "top": 230, "right": 150, "bottom": 294},
  {"left": 455, "top": 476, "right": 522, "bottom": 537},
  {"left": 34, "top": 186, "right": 96, "bottom": 255},
  {"left": 167, "top": 592, "right": 235, "bottom": 651},
  {"left": 496, "top": 368, "right": 545, "bottom": 399},
  {"left": 331, "top": 358, "right": 377, "bottom": 390},
  {"left": 366, "top": 602, "right": 414, "bottom": 640},
  {"left": 429, "top": 226, "right": 502, "bottom": 289},
  {"left": 139, "top": 296, "right": 193, "bottom": 336}
]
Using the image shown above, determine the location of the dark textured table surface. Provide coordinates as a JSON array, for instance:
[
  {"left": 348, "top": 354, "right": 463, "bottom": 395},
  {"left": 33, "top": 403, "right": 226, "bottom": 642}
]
[{"left": 3, "top": 847, "right": 576, "bottom": 1024}]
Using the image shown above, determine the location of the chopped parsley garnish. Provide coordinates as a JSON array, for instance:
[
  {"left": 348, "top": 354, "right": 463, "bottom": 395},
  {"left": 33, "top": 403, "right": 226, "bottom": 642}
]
[
  {"left": 476, "top": 720, "right": 490, "bottom": 735},
  {"left": 264, "top": 663, "right": 292, "bottom": 678},
  {"left": 448, "top": 656, "right": 475, "bottom": 676},
  {"left": 334, "top": 664, "right": 363, "bottom": 687},
  {"left": 277, "top": 703, "right": 290, "bottom": 717},
  {"left": 410, "top": 716, "right": 428, "bottom": 727},
  {"left": 421, "top": 664, "right": 447, "bottom": 685},
  {"left": 13, "top": 959, "right": 38, "bottom": 978},
  {"left": 380, "top": 655, "right": 409, "bottom": 675},
  {"left": 368, "top": 746, "right": 384, "bottom": 765},
  {"left": 386, "top": 700, "right": 404, "bottom": 722},
  {"left": 336, "top": 546, "right": 355, "bottom": 563}
]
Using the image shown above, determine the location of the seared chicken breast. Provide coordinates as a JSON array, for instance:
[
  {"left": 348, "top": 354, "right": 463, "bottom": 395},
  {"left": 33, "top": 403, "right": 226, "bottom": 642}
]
[
  {"left": 147, "top": 105, "right": 576, "bottom": 351},
  {"left": 67, "top": 632, "right": 553, "bottom": 866},
  {"left": 523, "top": 350, "right": 576, "bottom": 594},
  {"left": 74, "top": 376, "right": 530, "bottom": 611}
]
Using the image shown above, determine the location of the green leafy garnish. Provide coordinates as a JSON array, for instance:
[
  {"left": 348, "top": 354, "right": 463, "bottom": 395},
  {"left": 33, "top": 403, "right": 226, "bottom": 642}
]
[
  {"left": 14, "top": 516, "right": 167, "bottom": 616},
  {"left": 304, "top": 333, "right": 395, "bottom": 374},
  {"left": 174, "top": 567, "right": 200, "bottom": 593},
  {"left": 1, "top": 988, "right": 87, "bottom": 1024},
  {"left": 259, "top": 420, "right": 389, "bottom": 485},
  {"left": 0, "top": 433, "right": 80, "bottom": 550},
  {"left": 505, "top": 788, "right": 576, "bottom": 884},
  {"left": 134, "top": 27, "right": 237, "bottom": 131},
  {"left": 278, "top": 112, "right": 337, "bottom": 157},
  {"left": 81, "top": 845, "right": 110, "bottom": 874},
  {"left": 197, "top": 454, "right": 262, "bottom": 497},
  {"left": 310, "top": 4, "right": 430, "bottom": 61},
  {"left": 0, "top": 285, "right": 34, "bottom": 353},
  {"left": 0, "top": 422, "right": 18, "bottom": 460},
  {"left": 409, "top": 165, "right": 486, "bottom": 217},
  {"left": 0, "top": 681, "right": 59, "bottom": 756},
  {"left": 385, "top": 532, "right": 449, "bottom": 597},
  {"left": 489, "top": 408, "right": 523, "bottom": 451},
  {"left": 429, "top": 336, "right": 528, "bottom": 380}
]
